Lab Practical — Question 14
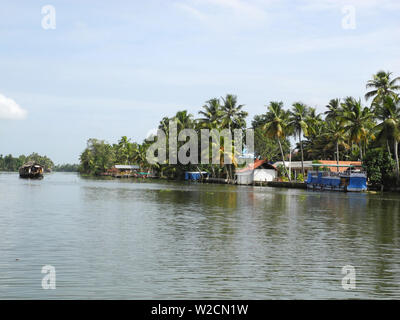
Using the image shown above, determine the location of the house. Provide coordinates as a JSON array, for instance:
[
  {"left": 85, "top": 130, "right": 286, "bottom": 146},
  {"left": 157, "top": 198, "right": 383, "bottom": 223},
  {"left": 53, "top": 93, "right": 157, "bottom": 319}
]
[
  {"left": 272, "top": 160, "right": 363, "bottom": 180},
  {"left": 107, "top": 164, "right": 140, "bottom": 177},
  {"left": 272, "top": 161, "right": 314, "bottom": 180},
  {"left": 235, "top": 159, "right": 277, "bottom": 185}
]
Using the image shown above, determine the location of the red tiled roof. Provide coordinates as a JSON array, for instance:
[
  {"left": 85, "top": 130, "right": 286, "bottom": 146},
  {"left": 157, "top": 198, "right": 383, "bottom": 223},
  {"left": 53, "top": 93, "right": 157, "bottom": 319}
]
[{"left": 236, "top": 159, "right": 268, "bottom": 173}]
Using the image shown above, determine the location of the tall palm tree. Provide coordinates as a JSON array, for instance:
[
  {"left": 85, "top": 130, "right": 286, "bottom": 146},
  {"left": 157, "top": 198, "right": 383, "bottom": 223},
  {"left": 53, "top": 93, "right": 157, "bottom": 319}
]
[
  {"left": 289, "top": 102, "right": 309, "bottom": 176},
  {"left": 263, "top": 101, "right": 291, "bottom": 179},
  {"left": 173, "top": 110, "right": 194, "bottom": 132},
  {"left": 324, "top": 98, "right": 341, "bottom": 121},
  {"left": 133, "top": 144, "right": 149, "bottom": 170},
  {"left": 116, "top": 136, "right": 133, "bottom": 164},
  {"left": 340, "top": 97, "right": 375, "bottom": 160},
  {"left": 220, "top": 94, "right": 248, "bottom": 131},
  {"left": 374, "top": 95, "right": 400, "bottom": 180},
  {"left": 323, "top": 120, "right": 350, "bottom": 171},
  {"left": 198, "top": 98, "right": 222, "bottom": 128},
  {"left": 305, "top": 107, "right": 323, "bottom": 138},
  {"left": 220, "top": 94, "right": 248, "bottom": 180},
  {"left": 365, "top": 70, "right": 400, "bottom": 104}
]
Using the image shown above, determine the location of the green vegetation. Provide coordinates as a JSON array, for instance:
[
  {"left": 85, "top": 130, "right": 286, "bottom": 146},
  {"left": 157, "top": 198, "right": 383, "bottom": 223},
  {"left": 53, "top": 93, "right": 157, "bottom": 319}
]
[
  {"left": 271, "top": 70, "right": 400, "bottom": 185},
  {"left": 79, "top": 94, "right": 249, "bottom": 179},
  {"left": 363, "top": 149, "right": 396, "bottom": 190},
  {"left": 77, "top": 70, "right": 400, "bottom": 187},
  {"left": 0, "top": 153, "right": 54, "bottom": 172},
  {"left": 53, "top": 164, "right": 79, "bottom": 172}
]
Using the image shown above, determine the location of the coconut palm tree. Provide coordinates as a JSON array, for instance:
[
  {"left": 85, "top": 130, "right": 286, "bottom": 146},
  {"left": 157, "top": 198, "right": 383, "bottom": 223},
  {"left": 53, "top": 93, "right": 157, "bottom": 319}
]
[
  {"left": 323, "top": 120, "right": 350, "bottom": 171},
  {"left": 289, "top": 102, "right": 309, "bottom": 176},
  {"left": 324, "top": 98, "right": 341, "bottom": 121},
  {"left": 305, "top": 107, "right": 323, "bottom": 138},
  {"left": 173, "top": 110, "right": 194, "bottom": 132},
  {"left": 198, "top": 98, "right": 222, "bottom": 128},
  {"left": 221, "top": 94, "right": 248, "bottom": 131},
  {"left": 365, "top": 70, "right": 400, "bottom": 104},
  {"left": 133, "top": 143, "right": 149, "bottom": 170},
  {"left": 219, "top": 94, "right": 248, "bottom": 180},
  {"left": 340, "top": 97, "right": 375, "bottom": 160},
  {"left": 263, "top": 101, "right": 291, "bottom": 179},
  {"left": 116, "top": 136, "right": 134, "bottom": 164},
  {"left": 374, "top": 95, "right": 400, "bottom": 180}
]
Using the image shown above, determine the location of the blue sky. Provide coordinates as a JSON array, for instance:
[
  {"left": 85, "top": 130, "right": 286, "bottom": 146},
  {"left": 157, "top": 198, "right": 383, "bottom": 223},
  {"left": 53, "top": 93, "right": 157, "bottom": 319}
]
[{"left": 0, "top": 0, "right": 399, "bottom": 163}]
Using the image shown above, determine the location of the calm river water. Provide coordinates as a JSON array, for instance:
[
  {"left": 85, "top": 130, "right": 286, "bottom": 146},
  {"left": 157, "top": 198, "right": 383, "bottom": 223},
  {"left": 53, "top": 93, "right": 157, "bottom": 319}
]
[{"left": 1, "top": 172, "right": 400, "bottom": 299}]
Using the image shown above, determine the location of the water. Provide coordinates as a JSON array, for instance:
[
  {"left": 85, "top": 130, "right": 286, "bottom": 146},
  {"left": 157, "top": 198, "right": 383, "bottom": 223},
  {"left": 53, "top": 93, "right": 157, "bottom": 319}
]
[{"left": 0, "top": 172, "right": 400, "bottom": 299}]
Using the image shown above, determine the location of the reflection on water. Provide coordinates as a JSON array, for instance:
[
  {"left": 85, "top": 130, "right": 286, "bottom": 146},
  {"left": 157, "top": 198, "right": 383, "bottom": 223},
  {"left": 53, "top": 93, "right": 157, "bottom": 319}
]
[{"left": 0, "top": 172, "right": 399, "bottom": 299}]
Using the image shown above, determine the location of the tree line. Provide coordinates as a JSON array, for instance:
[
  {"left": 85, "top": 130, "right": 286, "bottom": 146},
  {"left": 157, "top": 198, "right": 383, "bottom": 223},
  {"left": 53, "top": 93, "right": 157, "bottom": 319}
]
[
  {"left": 79, "top": 70, "right": 400, "bottom": 186},
  {"left": 252, "top": 70, "right": 400, "bottom": 186},
  {"left": 0, "top": 153, "right": 54, "bottom": 172},
  {"left": 79, "top": 94, "right": 257, "bottom": 179}
]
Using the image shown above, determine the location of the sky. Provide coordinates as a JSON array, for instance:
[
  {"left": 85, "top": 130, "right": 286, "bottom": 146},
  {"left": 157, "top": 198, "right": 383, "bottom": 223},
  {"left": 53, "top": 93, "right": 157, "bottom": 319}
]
[{"left": 0, "top": 0, "right": 399, "bottom": 164}]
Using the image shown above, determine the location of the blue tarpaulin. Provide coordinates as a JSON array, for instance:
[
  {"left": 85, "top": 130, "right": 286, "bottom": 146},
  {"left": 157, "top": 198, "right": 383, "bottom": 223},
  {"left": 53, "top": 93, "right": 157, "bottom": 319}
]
[
  {"left": 347, "top": 176, "right": 367, "bottom": 191},
  {"left": 185, "top": 172, "right": 208, "bottom": 181}
]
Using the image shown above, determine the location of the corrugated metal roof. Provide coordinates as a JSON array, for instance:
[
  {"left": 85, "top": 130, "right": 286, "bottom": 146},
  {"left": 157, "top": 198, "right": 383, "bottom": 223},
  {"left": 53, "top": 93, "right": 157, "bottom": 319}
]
[{"left": 114, "top": 165, "right": 139, "bottom": 169}]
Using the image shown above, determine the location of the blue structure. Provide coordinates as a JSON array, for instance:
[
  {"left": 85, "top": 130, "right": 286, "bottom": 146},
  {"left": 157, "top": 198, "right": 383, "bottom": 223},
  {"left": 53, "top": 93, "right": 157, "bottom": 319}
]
[
  {"left": 306, "top": 164, "right": 367, "bottom": 192},
  {"left": 185, "top": 171, "right": 208, "bottom": 181},
  {"left": 347, "top": 174, "right": 367, "bottom": 192}
]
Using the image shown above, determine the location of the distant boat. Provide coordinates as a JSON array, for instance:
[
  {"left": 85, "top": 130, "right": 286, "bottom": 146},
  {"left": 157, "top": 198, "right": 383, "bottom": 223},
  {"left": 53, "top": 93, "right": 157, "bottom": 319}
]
[{"left": 19, "top": 162, "right": 44, "bottom": 179}]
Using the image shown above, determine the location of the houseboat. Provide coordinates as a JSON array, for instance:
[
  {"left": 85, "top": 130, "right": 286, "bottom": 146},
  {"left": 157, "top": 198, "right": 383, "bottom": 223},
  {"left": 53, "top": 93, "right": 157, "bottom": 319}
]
[
  {"left": 19, "top": 162, "right": 44, "bottom": 179},
  {"left": 306, "top": 164, "right": 367, "bottom": 192}
]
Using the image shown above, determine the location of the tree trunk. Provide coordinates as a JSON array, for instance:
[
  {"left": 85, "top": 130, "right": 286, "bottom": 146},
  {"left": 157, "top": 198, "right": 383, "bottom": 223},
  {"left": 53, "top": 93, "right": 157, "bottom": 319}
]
[
  {"left": 336, "top": 142, "right": 339, "bottom": 172},
  {"left": 278, "top": 138, "right": 290, "bottom": 180},
  {"left": 359, "top": 142, "right": 363, "bottom": 160},
  {"left": 395, "top": 140, "right": 399, "bottom": 182},
  {"left": 387, "top": 140, "right": 392, "bottom": 157},
  {"left": 299, "top": 132, "right": 305, "bottom": 176}
]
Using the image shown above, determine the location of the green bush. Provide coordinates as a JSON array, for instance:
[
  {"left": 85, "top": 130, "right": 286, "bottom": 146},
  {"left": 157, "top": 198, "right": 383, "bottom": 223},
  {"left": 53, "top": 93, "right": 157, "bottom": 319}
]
[
  {"left": 363, "top": 148, "right": 396, "bottom": 188},
  {"left": 297, "top": 173, "right": 304, "bottom": 182}
]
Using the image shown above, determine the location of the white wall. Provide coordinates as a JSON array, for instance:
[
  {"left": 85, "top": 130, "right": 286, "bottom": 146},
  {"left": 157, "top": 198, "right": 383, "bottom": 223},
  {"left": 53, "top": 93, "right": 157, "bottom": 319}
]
[
  {"left": 253, "top": 169, "right": 276, "bottom": 182},
  {"left": 236, "top": 172, "right": 254, "bottom": 185}
]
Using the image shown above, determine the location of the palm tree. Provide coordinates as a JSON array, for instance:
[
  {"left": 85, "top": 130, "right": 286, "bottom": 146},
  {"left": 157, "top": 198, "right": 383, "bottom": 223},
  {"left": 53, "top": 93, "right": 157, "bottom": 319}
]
[
  {"left": 116, "top": 136, "right": 132, "bottom": 164},
  {"left": 221, "top": 94, "right": 248, "bottom": 131},
  {"left": 324, "top": 98, "right": 341, "bottom": 121},
  {"left": 133, "top": 144, "right": 149, "bottom": 170},
  {"left": 158, "top": 117, "right": 170, "bottom": 132},
  {"left": 263, "top": 101, "right": 291, "bottom": 179},
  {"left": 374, "top": 95, "right": 400, "bottom": 180},
  {"left": 323, "top": 120, "right": 350, "bottom": 171},
  {"left": 289, "top": 102, "right": 309, "bottom": 176},
  {"left": 365, "top": 70, "right": 400, "bottom": 104},
  {"left": 198, "top": 98, "right": 222, "bottom": 128},
  {"left": 305, "top": 107, "right": 323, "bottom": 138},
  {"left": 220, "top": 94, "right": 248, "bottom": 180},
  {"left": 173, "top": 110, "right": 194, "bottom": 132},
  {"left": 340, "top": 97, "right": 375, "bottom": 160}
]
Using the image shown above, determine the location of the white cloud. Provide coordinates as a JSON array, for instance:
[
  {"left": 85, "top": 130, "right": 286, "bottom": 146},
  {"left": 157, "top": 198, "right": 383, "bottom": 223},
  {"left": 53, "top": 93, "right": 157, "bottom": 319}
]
[{"left": 0, "top": 93, "right": 27, "bottom": 119}]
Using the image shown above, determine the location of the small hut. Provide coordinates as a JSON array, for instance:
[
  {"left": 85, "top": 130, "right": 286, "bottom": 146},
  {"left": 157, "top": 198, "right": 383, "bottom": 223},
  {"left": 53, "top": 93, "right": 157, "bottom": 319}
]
[{"left": 235, "top": 160, "right": 277, "bottom": 185}]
